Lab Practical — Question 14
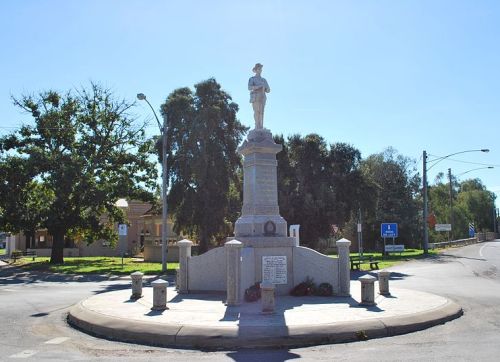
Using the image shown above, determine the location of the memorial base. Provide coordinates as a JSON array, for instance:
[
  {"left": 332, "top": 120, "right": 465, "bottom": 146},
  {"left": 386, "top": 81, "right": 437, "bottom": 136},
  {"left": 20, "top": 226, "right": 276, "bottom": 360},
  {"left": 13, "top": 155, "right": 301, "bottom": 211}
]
[{"left": 239, "top": 245, "right": 294, "bottom": 296}]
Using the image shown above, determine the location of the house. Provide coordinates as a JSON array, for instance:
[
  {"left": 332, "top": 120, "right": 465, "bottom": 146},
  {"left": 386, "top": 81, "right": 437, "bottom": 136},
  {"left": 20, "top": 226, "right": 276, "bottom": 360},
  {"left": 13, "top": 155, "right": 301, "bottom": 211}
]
[{"left": 8, "top": 199, "right": 186, "bottom": 259}]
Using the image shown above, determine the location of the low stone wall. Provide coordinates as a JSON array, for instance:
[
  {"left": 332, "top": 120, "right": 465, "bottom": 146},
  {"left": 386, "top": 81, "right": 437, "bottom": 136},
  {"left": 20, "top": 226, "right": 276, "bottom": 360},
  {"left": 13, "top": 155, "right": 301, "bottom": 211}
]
[
  {"left": 187, "top": 247, "right": 226, "bottom": 292},
  {"left": 78, "top": 242, "right": 122, "bottom": 257},
  {"left": 293, "top": 246, "right": 340, "bottom": 294},
  {"left": 177, "top": 239, "right": 351, "bottom": 297},
  {"left": 144, "top": 245, "right": 191, "bottom": 263},
  {"left": 28, "top": 248, "right": 79, "bottom": 257}
]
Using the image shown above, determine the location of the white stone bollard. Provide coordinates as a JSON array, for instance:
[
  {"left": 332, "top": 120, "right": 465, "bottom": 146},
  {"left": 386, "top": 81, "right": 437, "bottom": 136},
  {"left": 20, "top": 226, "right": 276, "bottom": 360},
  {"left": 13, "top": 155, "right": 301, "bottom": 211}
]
[
  {"left": 261, "top": 281, "right": 276, "bottom": 314},
  {"left": 177, "top": 239, "right": 193, "bottom": 294},
  {"left": 378, "top": 271, "right": 391, "bottom": 296},
  {"left": 130, "top": 271, "right": 144, "bottom": 299},
  {"left": 359, "top": 275, "right": 377, "bottom": 306},
  {"left": 336, "top": 238, "right": 352, "bottom": 296},
  {"left": 225, "top": 240, "right": 243, "bottom": 306},
  {"left": 151, "top": 279, "right": 169, "bottom": 311}
]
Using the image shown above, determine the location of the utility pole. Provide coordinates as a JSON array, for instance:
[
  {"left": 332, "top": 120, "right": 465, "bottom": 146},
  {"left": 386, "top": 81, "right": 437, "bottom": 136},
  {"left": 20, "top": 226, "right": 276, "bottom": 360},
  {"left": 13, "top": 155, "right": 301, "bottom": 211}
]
[
  {"left": 496, "top": 208, "right": 499, "bottom": 236},
  {"left": 357, "top": 207, "right": 363, "bottom": 257},
  {"left": 423, "top": 151, "right": 429, "bottom": 254},
  {"left": 448, "top": 168, "right": 453, "bottom": 240},
  {"left": 493, "top": 205, "right": 498, "bottom": 235}
]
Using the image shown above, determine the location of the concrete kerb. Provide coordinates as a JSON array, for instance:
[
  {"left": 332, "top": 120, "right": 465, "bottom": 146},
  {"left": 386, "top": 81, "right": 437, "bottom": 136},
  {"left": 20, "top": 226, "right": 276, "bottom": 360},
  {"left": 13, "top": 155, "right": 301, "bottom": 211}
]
[{"left": 67, "top": 289, "right": 463, "bottom": 350}]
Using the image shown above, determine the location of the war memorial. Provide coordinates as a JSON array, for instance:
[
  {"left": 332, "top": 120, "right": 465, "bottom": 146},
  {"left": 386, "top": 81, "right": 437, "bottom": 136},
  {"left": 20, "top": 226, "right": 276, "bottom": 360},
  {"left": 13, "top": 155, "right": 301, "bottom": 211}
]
[{"left": 68, "top": 64, "right": 462, "bottom": 349}]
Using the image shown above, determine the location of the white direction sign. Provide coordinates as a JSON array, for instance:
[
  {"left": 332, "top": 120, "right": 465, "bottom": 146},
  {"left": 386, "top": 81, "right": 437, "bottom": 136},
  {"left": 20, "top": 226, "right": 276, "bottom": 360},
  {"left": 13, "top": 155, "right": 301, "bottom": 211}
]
[
  {"left": 118, "top": 224, "right": 128, "bottom": 236},
  {"left": 435, "top": 224, "right": 452, "bottom": 232},
  {"left": 385, "top": 244, "right": 405, "bottom": 253}
]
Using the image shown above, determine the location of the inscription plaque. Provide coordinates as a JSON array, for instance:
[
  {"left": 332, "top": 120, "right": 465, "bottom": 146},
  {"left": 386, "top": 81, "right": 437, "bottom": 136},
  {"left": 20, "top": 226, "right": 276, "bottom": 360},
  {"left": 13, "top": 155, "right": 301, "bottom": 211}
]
[{"left": 262, "top": 256, "right": 287, "bottom": 284}]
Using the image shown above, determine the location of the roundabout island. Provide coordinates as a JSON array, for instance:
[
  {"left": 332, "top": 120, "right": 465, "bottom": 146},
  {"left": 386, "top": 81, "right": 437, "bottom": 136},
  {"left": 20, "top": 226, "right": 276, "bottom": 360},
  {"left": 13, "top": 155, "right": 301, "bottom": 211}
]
[{"left": 68, "top": 280, "right": 462, "bottom": 350}]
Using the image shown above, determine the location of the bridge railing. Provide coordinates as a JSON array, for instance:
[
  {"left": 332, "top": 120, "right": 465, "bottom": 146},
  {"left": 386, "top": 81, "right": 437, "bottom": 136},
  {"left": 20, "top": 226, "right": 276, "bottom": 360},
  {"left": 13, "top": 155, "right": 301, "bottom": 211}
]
[
  {"left": 430, "top": 237, "right": 477, "bottom": 249},
  {"left": 475, "top": 232, "right": 498, "bottom": 242},
  {"left": 430, "top": 232, "right": 498, "bottom": 249}
]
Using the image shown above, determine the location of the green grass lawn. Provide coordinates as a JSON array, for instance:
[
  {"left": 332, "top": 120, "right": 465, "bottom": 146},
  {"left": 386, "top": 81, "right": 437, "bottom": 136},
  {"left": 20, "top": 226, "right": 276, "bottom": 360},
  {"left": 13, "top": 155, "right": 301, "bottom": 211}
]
[
  {"left": 9, "top": 248, "right": 437, "bottom": 275},
  {"left": 359, "top": 249, "right": 438, "bottom": 270},
  {"left": 0, "top": 248, "right": 5, "bottom": 255},
  {"left": 12, "top": 256, "right": 178, "bottom": 275},
  {"left": 329, "top": 248, "right": 438, "bottom": 271}
]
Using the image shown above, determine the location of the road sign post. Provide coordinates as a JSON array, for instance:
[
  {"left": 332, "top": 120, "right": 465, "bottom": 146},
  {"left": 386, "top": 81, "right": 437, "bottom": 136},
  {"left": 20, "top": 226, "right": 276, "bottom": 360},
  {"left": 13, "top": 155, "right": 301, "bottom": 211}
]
[
  {"left": 381, "top": 223, "right": 399, "bottom": 256},
  {"left": 118, "top": 224, "right": 127, "bottom": 268}
]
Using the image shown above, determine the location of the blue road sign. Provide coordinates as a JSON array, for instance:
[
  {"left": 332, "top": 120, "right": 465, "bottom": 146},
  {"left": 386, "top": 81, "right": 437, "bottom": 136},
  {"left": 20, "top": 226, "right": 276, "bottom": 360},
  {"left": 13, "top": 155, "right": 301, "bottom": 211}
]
[
  {"left": 468, "top": 223, "right": 475, "bottom": 238},
  {"left": 381, "top": 223, "right": 398, "bottom": 238}
]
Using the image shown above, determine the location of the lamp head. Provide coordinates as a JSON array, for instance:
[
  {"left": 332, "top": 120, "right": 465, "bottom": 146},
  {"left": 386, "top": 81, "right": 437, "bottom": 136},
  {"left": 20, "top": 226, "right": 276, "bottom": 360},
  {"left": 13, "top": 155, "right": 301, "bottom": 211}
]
[
  {"left": 137, "top": 93, "right": 146, "bottom": 101},
  {"left": 481, "top": 149, "right": 490, "bottom": 152}
]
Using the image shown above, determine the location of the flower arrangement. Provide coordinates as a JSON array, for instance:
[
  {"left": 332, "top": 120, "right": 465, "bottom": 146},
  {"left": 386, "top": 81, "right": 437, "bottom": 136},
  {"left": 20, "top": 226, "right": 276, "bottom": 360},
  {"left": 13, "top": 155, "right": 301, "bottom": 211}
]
[
  {"left": 290, "top": 278, "right": 333, "bottom": 297},
  {"left": 244, "top": 282, "right": 262, "bottom": 302},
  {"left": 316, "top": 282, "right": 333, "bottom": 296},
  {"left": 290, "top": 277, "right": 316, "bottom": 296}
]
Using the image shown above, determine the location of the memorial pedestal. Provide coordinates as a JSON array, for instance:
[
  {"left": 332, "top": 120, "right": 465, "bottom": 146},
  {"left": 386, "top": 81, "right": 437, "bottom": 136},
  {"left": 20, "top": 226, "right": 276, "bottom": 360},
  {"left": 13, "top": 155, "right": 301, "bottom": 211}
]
[
  {"left": 178, "top": 128, "right": 349, "bottom": 298},
  {"left": 232, "top": 129, "right": 297, "bottom": 295},
  {"left": 234, "top": 128, "right": 289, "bottom": 239}
]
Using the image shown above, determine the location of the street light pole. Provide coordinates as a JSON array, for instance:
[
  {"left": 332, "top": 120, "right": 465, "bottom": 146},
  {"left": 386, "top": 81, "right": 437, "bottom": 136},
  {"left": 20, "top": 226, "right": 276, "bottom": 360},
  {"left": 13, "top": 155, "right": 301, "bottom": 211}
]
[
  {"left": 448, "top": 168, "right": 453, "bottom": 241},
  {"left": 423, "top": 150, "right": 429, "bottom": 254},
  {"left": 137, "top": 93, "right": 168, "bottom": 273},
  {"left": 422, "top": 149, "right": 490, "bottom": 255}
]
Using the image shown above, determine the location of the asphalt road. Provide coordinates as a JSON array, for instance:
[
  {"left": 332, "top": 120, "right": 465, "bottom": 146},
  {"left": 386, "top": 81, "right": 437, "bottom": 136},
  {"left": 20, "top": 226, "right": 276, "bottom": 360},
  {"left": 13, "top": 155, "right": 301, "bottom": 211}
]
[{"left": 0, "top": 240, "right": 499, "bottom": 361}]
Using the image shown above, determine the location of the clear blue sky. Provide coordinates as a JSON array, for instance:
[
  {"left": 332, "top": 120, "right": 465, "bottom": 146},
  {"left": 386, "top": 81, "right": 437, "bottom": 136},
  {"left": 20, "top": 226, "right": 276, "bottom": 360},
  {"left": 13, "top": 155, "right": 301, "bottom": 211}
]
[{"left": 1, "top": 0, "right": 499, "bottom": 207}]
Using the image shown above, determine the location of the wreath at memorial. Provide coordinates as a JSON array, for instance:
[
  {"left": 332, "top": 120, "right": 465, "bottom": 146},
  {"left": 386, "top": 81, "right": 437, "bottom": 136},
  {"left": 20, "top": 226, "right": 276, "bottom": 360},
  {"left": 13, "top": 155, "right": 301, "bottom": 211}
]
[
  {"left": 263, "top": 220, "right": 276, "bottom": 236},
  {"left": 290, "top": 277, "right": 317, "bottom": 296},
  {"left": 244, "top": 282, "right": 262, "bottom": 302},
  {"left": 316, "top": 282, "right": 333, "bottom": 296}
]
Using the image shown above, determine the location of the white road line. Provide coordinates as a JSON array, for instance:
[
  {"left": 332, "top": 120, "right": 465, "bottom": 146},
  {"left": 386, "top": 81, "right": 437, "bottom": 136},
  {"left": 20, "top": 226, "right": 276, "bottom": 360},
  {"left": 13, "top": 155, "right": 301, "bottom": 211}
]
[
  {"left": 9, "top": 350, "right": 38, "bottom": 358},
  {"left": 479, "top": 244, "right": 487, "bottom": 259},
  {"left": 44, "top": 337, "right": 70, "bottom": 345},
  {"left": 1, "top": 289, "right": 16, "bottom": 292}
]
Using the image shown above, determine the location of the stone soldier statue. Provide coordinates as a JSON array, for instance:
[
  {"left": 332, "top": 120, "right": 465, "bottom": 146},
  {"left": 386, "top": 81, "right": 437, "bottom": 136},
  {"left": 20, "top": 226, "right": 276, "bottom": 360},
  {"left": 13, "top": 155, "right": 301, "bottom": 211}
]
[{"left": 248, "top": 63, "right": 270, "bottom": 129}]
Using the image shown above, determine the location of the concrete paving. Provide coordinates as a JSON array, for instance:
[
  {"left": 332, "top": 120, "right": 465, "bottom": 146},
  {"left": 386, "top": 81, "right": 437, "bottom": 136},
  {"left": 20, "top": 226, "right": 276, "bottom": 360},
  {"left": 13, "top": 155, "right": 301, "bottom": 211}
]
[{"left": 68, "top": 279, "right": 462, "bottom": 349}]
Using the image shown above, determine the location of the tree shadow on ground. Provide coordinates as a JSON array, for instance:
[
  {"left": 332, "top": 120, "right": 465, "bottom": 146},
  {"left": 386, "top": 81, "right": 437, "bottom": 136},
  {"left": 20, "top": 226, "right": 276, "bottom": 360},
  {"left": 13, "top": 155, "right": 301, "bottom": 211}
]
[
  {"left": 0, "top": 263, "right": 175, "bottom": 290},
  {"left": 436, "top": 253, "right": 486, "bottom": 262},
  {"left": 350, "top": 270, "right": 411, "bottom": 281},
  {"left": 226, "top": 350, "right": 301, "bottom": 362}
]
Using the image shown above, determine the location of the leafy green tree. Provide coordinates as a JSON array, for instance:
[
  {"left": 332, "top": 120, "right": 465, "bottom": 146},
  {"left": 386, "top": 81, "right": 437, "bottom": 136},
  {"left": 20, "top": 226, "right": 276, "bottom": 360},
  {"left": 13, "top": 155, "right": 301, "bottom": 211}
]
[
  {"left": 329, "top": 142, "right": 375, "bottom": 227},
  {"left": 456, "top": 178, "right": 496, "bottom": 233},
  {"left": 0, "top": 156, "right": 53, "bottom": 248},
  {"left": 0, "top": 84, "right": 158, "bottom": 263},
  {"left": 276, "top": 134, "right": 335, "bottom": 248},
  {"left": 427, "top": 173, "right": 453, "bottom": 243},
  {"left": 429, "top": 176, "right": 496, "bottom": 239},
  {"left": 360, "top": 148, "right": 421, "bottom": 248},
  {"left": 160, "top": 78, "right": 248, "bottom": 253}
]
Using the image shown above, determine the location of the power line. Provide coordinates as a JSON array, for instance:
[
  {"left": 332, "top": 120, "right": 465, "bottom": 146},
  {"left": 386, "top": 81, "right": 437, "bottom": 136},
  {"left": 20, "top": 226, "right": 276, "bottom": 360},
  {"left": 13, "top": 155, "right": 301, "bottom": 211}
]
[
  {"left": 428, "top": 153, "right": 499, "bottom": 167},
  {"left": 445, "top": 158, "right": 499, "bottom": 167}
]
